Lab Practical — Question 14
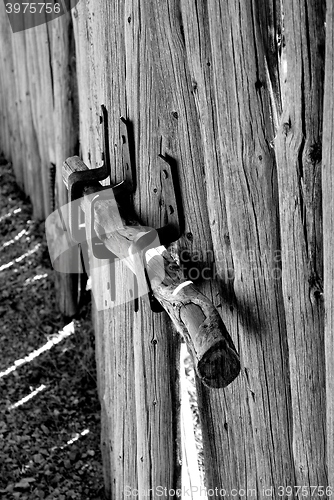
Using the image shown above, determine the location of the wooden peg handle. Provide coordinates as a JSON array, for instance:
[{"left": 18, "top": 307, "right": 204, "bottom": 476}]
[{"left": 142, "top": 247, "right": 240, "bottom": 388}]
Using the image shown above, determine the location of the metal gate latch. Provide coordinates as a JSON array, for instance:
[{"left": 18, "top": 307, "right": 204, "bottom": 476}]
[{"left": 63, "top": 105, "right": 182, "bottom": 312}]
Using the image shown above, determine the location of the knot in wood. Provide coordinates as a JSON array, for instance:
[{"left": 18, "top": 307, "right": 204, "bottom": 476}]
[
  {"left": 255, "top": 80, "right": 264, "bottom": 91},
  {"left": 308, "top": 142, "right": 322, "bottom": 165},
  {"left": 282, "top": 119, "right": 291, "bottom": 136}
]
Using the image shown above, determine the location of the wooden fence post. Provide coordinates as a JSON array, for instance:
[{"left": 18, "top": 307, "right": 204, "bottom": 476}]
[
  {"left": 0, "top": 4, "right": 45, "bottom": 218},
  {"left": 181, "top": 0, "right": 294, "bottom": 493},
  {"left": 52, "top": 14, "right": 80, "bottom": 317},
  {"left": 0, "top": 5, "right": 25, "bottom": 187},
  {"left": 323, "top": 0, "right": 334, "bottom": 490},
  {"left": 71, "top": 1, "right": 182, "bottom": 496},
  {"left": 275, "top": 0, "right": 326, "bottom": 489}
]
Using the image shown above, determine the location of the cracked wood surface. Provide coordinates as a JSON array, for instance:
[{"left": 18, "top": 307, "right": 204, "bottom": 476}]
[
  {"left": 71, "top": 2, "right": 182, "bottom": 497},
  {"left": 52, "top": 14, "right": 80, "bottom": 317},
  {"left": 323, "top": 0, "right": 334, "bottom": 490},
  {"left": 0, "top": 3, "right": 46, "bottom": 218},
  {"left": 275, "top": 0, "right": 326, "bottom": 491},
  {"left": 181, "top": 0, "right": 294, "bottom": 494}
]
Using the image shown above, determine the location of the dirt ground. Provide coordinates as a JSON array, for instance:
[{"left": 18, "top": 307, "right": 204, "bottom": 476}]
[{"left": 0, "top": 159, "right": 105, "bottom": 499}]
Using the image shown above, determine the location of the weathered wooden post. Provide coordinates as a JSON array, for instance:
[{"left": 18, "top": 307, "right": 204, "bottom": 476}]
[
  {"left": 180, "top": 0, "right": 294, "bottom": 493},
  {"left": 0, "top": 3, "right": 45, "bottom": 217},
  {"left": 323, "top": 0, "right": 334, "bottom": 489},
  {"left": 0, "top": 4, "right": 25, "bottom": 187},
  {"left": 51, "top": 13, "right": 80, "bottom": 317},
  {"left": 0, "top": 2, "right": 79, "bottom": 316},
  {"left": 70, "top": 2, "right": 184, "bottom": 496},
  {"left": 275, "top": 0, "right": 326, "bottom": 488}
]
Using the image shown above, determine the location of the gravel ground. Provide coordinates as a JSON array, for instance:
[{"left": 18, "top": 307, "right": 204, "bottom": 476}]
[{"left": 0, "top": 158, "right": 105, "bottom": 500}]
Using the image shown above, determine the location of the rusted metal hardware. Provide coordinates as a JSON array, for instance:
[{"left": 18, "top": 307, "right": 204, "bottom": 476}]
[
  {"left": 90, "top": 114, "right": 136, "bottom": 259},
  {"left": 64, "top": 105, "right": 183, "bottom": 312},
  {"left": 66, "top": 105, "right": 112, "bottom": 244}
]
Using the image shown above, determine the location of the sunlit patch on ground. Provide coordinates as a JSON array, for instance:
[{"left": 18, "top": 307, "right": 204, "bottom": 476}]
[
  {"left": 0, "top": 243, "right": 42, "bottom": 271},
  {"left": 2, "top": 228, "right": 31, "bottom": 249},
  {"left": 0, "top": 207, "right": 22, "bottom": 223},
  {"left": 0, "top": 322, "right": 74, "bottom": 379},
  {"left": 24, "top": 273, "right": 48, "bottom": 285},
  {"left": 8, "top": 385, "right": 47, "bottom": 411}
]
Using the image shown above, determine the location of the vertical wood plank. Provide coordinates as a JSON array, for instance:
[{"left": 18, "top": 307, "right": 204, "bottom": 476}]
[
  {"left": 10, "top": 29, "right": 45, "bottom": 218},
  {"left": 275, "top": 0, "right": 327, "bottom": 489},
  {"left": 181, "top": 0, "right": 294, "bottom": 493},
  {"left": 125, "top": 3, "right": 183, "bottom": 496},
  {"left": 52, "top": 14, "right": 80, "bottom": 316},
  {"left": 0, "top": 5, "right": 24, "bottom": 185},
  {"left": 0, "top": 8, "right": 80, "bottom": 313},
  {"left": 72, "top": 1, "right": 181, "bottom": 497},
  {"left": 24, "top": 23, "right": 55, "bottom": 216},
  {"left": 323, "top": 0, "right": 334, "bottom": 489}
]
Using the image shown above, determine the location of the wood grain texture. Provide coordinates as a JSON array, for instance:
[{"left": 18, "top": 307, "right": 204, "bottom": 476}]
[
  {"left": 0, "top": 8, "right": 80, "bottom": 313},
  {"left": 71, "top": 1, "right": 181, "bottom": 496},
  {"left": 0, "top": 5, "right": 24, "bottom": 186},
  {"left": 275, "top": 0, "right": 327, "bottom": 491},
  {"left": 322, "top": 0, "right": 334, "bottom": 490},
  {"left": 124, "top": 2, "right": 184, "bottom": 495},
  {"left": 181, "top": 0, "right": 294, "bottom": 493},
  {"left": 12, "top": 31, "right": 46, "bottom": 218},
  {"left": 0, "top": 7, "right": 55, "bottom": 219},
  {"left": 51, "top": 14, "right": 80, "bottom": 317},
  {"left": 0, "top": 9, "right": 44, "bottom": 217},
  {"left": 24, "top": 22, "right": 55, "bottom": 216}
]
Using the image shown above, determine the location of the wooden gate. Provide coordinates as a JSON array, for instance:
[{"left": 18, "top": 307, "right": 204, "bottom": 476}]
[{"left": 0, "top": 1, "right": 333, "bottom": 498}]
